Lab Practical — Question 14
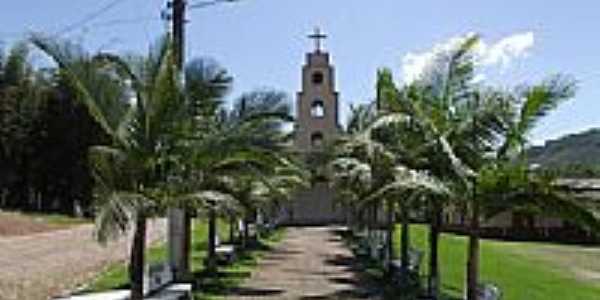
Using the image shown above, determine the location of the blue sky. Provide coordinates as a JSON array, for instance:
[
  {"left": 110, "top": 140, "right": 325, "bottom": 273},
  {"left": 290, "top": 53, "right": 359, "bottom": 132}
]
[{"left": 2, "top": 0, "right": 599, "bottom": 145}]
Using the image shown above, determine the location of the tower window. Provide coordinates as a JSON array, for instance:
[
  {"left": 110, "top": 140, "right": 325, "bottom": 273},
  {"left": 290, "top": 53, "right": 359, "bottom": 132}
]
[
  {"left": 311, "top": 100, "right": 325, "bottom": 118},
  {"left": 312, "top": 72, "right": 324, "bottom": 85},
  {"left": 311, "top": 132, "right": 324, "bottom": 148}
]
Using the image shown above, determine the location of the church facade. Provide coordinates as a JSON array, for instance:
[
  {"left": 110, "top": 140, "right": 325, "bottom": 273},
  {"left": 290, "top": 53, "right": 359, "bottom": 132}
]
[{"left": 280, "top": 29, "right": 347, "bottom": 225}]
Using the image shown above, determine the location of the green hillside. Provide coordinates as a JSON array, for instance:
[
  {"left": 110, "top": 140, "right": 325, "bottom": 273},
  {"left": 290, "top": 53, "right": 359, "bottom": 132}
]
[{"left": 528, "top": 129, "right": 600, "bottom": 175}]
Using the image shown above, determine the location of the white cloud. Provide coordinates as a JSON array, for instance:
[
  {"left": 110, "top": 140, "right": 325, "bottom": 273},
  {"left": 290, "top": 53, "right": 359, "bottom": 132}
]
[
  {"left": 402, "top": 52, "right": 429, "bottom": 86},
  {"left": 402, "top": 33, "right": 475, "bottom": 85},
  {"left": 471, "top": 73, "right": 486, "bottom": 84},
  {"left": 479, "top": 32, "right": 534, "bottom": 68},
  {"left": 401, "top": 32, "right": 535, "bottom": 84}
]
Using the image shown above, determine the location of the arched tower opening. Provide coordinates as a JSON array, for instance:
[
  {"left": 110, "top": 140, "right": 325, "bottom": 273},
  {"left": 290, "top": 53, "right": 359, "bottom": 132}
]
[
  {"left": 311, "top": 132, "right": 324, "bottom": 148},
  {"left": 311, "top": 99, "right": 325, "bottom": 118}
]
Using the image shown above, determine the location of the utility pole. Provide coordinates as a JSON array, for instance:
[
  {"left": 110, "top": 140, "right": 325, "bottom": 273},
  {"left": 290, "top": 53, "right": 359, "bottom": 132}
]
[
  {"left": 167, "top": 0, "right": 190, "bottom": 282},
  {"left": 165, "top": 0, "right": 237, "bottom": 282},
  {"left": 172, "top": 0, "right": 186, "bottom": 69}
]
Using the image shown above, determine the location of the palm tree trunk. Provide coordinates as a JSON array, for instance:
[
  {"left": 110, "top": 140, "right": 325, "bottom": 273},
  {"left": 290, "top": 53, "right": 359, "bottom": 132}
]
[
  {"left": 400, "top": 205, "right": 410, "bottom": 275},
  {"left": 347, "top": 202, "right": 354, "bottom": 231},
  {"left": 386, "top": 199, "right": 395, "bottom": 273},
  {"left": 467, "top": 199, "right": 480, "bottom": 300},
  {"left": 229, "top": 215, "right": 236, "bottom": 243},
  {"left": 130, "top": 213, "right": 146, "bottom": 300},
  {"left": 243, "top": 217, "right": 250, "bottom": 248},
  {"left": 255, "top": 209, "right": 262, "bottom": 240},
  {"left": 370, "top": 204, "right": 377, "bottom": 230},
  {"left": 207, "top": 207, "right": 217, "bottom": 272},
  {"left": 183, "top": 210, "right": 191, "bottom": 276},
  {"left": 428, "top": 204, "right": 442, "bottom": 299}
]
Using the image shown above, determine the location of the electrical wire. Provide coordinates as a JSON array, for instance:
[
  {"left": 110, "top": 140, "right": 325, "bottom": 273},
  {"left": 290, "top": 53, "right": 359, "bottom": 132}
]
[
  {"left": 54, "top": 0, "right": 131, "bottom": 36},
  {"left": 91, "top": 16, "right": 160, "bottom": 29},
  {"left": 188, "top": 0, "right": 237, "bottom": 10}
]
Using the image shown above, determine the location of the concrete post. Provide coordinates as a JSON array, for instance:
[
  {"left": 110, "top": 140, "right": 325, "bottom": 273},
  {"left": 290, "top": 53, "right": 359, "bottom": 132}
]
[{"left": 168, "top": 208, "right": 187, "bottom": 280}]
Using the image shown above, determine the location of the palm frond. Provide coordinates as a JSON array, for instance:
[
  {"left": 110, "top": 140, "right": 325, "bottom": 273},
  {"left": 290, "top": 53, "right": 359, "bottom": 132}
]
[
  {"left": 363, "top": 166, "right": 450, "bottom": 205},
  {"left": 30, "top": 33, "right": 129, "bottom": 144},
  {"left": 94, "top": 191, "right": 145, "bottom": 245}
]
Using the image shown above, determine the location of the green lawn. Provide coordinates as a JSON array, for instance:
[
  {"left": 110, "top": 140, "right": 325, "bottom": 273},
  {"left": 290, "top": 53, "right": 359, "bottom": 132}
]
[
  {"left": 194, "top": 228, "right": 285, "bottom": 300},
  {"left": 25, "top": 212, "right": 90, "bottom": 226},
  {"left": 86, "top": 219, "right": 231, "bottom": 292},
  {"left": 85, "top": 219, "right": 285, "bottom": 299},
  {"left": 0, "top": 210, "right": 90, "bottom": 227},
  {"left": 0, "top": 211, "right": 90, "bottom": 237},
  {"left": 396, "top": 224, "right": 600, "bottom": 300}
]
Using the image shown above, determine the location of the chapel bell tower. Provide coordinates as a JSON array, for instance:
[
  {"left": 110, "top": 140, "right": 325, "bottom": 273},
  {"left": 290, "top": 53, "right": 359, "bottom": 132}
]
[{"left": 295, "top": 27, "right": 340, "bottom": 152}]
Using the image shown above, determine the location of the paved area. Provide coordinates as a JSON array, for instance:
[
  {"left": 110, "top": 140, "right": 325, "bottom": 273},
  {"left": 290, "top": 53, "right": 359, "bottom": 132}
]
[
  {"left": 226, "top": 227, "right": 379, "bottom": 300},
  {"left": 0, "top": 219, "right": 167, "bottom": 300}
]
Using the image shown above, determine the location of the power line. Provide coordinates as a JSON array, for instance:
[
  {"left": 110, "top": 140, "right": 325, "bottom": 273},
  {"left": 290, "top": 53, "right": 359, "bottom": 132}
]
[
  {"left": 54, "top": 0, "right": 131, "bottom": 36},
  {"left": 63, "top": 16, "right": 161, "bottom": 37},
  {"left": 93, "top": 16, "right": 159, "bottom": 28},
  {"left": 83, "top": 16, "right": 161, "bottom": 34},
  {"left": 188, "top": 0, "right": 237, "bottom": 11}
]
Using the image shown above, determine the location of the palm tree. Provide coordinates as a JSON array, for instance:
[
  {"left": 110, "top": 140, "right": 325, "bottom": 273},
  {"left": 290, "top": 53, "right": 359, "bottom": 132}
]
[
  {"left": 175, "top": 88, "right": 298, "bottom": 270},
  {"left": 331, "top": 102, "right": 384, "bottom": 233},
  {"left": 227, "top": 162, "right": 306, "bottom": 247},
  {"left": 332, "top": 98, "right": 455, "bottom": 300},
  {"left": 399, "top": 36, "right": 494, "bottom": 300},
  {"left": 333, "top": 96, "right": 430, "bottom": 280},
  {"left": 391, "top": 33, "right": 599, "bottom": 300},
  {"left": 375, "top": 69, "right": 401, "bottom": 268},
  {"left": 463, "top": 74, "right": 595, "bottom": 300},
  {"left": 375, "top": 69, "right": 451, "bottom": 286},
  {"left": 180, "top": 56, "right": 234, "bottom": 276},
  {"left": 370, "top": 70, "right": 454, "bottom": 297},
  {"left": 367, "top": 35, "right": 507, "bottom": 299},
  {"left": 330, "top": 156, "right": 372, "bottom": 232},
  {"left": 32, "top": 34, "right": 186, "bottom": 300},
  {"left": 396, "top": 35, "right": 526, "bottom": 299}
]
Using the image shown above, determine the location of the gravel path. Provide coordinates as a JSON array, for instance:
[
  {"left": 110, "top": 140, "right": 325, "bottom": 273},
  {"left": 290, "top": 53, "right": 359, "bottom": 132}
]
[
  {"left": 0, "top": 219, "right": 167, "bottom": 300},
  {"left": 226, "top": 227, "right": 380, "bottom": 300}
]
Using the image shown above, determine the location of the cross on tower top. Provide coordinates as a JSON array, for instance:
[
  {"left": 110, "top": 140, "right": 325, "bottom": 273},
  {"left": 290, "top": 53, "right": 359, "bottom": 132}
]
[{"left": 308, "top": 27, "right": 327, "bottom": 52}]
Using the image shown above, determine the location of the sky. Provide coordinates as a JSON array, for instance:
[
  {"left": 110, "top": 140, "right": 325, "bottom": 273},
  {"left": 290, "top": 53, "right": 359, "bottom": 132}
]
[{"left": 2, "top": 0, "right": 599, "bottom": 145}]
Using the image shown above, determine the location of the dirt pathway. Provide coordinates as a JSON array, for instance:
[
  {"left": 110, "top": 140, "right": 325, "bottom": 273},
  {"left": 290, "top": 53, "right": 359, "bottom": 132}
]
[
  {"left": 0, "top": 219, "right": 166, "bottom": 300},
  {"left": 226, "top": 227, "right": 379, "bottom": 300}
]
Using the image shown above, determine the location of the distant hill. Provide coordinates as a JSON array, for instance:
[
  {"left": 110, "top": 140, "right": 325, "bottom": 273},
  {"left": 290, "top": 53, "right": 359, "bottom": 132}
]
[{"left": 528, "top": 128, "right": 600, "bottom": 170}]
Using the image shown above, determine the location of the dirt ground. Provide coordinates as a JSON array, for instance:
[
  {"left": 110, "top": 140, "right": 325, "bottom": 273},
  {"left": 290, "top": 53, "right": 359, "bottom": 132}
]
[
  {"left": 0, "top": 219, "right": 166, "bottom": 300},
  {"left": 225, "top": 227, "right": 381, "bottom": 300},
  {"left": 0, "top": 212, "right": 65, "bottom": 236}
]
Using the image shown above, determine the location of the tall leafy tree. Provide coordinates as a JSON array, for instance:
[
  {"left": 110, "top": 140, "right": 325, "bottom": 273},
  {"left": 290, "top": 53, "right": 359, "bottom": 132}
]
[
  {"left": 0, "top": 42, "right": 104, "bottom": 215},
  {"left": 0, "top": 43, "right": 42, "bottom": 209}
]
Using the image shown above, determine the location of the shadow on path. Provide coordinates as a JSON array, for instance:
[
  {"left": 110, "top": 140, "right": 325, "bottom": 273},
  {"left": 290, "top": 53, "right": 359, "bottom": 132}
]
[{"left": 223, "top": 226, "right": 382, "bottom": 299}]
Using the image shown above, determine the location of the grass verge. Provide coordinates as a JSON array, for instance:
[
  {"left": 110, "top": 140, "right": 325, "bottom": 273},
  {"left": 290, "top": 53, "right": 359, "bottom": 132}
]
[
  {"left": 397, "top": 224, "right": 600, "bottom": 300},
  {"left": 85, "top": 219, "right": 230, "bottom": 292},
  {"left": 26, "top": 212, "right": 90, "bottom": 226},
  {"left": 84, "top": 219, "right": 285, "bottom": 299},
  {"left": 193, "top": 228, "right": 285, "bottom": 300},
  {"left": 0, "top": 211, "right": 90, "bottom": 237}
]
